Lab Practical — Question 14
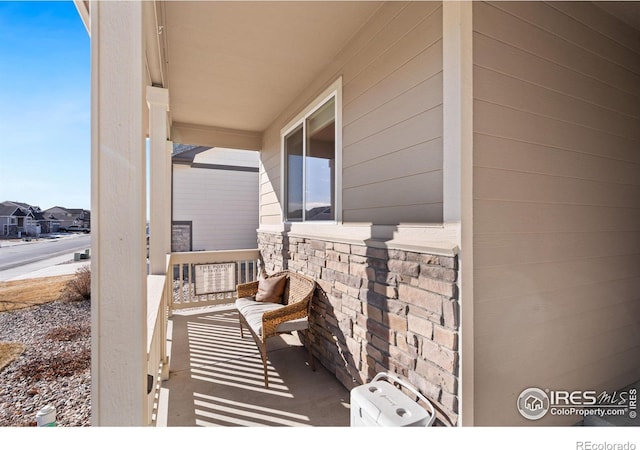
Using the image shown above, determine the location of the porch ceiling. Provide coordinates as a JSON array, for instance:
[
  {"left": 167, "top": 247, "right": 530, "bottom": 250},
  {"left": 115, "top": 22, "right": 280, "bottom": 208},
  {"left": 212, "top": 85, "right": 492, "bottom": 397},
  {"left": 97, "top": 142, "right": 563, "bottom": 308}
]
[{"left": 156, "top": 1, "right": 383, "bottom": 138}]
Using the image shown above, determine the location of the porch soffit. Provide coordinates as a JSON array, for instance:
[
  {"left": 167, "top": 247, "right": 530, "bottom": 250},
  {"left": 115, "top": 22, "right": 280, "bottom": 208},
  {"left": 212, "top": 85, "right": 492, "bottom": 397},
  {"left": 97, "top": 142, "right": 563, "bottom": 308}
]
[{"left": 158, "top": 1, "right": 382, "bottom": 137}]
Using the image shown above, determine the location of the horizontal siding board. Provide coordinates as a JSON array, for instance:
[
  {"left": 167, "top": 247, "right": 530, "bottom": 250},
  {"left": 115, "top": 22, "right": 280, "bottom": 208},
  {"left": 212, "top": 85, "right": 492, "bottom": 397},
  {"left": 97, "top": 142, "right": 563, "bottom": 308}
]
[
  {"left": 476, "top": 310, "right": 640, "bottom": 370},
  {"left": 260, "top": 171, "right": 275, "bottom": 186},
  {"left": 343, "top": 76, "right": 443, "bottom": 147},
  {"left": 475, "top": 167, "right": 640, "bottom": 208},
  {"left": 343, "top": 6, "right": 442, "bottom": 107},
  {"left": 341, "top": 1, "right": 439, "bottom": 86},
  {"left": 260, "top": 214, "right": 281, "bottom": 225},
  {"left": 549, "top": 2, "right": 640, "bottom": 56},
  {"left": 475, "top": 314, "right": 640, "bottom": 374},
  {"left": 474, "top": 66, "right": 640, "bottom": 139},
  {"left": 343, "top": 171, "right": 442, "bottom": 210},
  {"left": 473, "top": 33, "right": 640, "bottom": 120},
  {"left": 474, "top": 2, "right": 640, "bottom": 98},
  {"left": 475, "top": 254, "right": 640, "bottom": 302},
  {"left": 474, "top": 231, "right": 640, "bottom": 268},
  {"left": 546, "top": 351, "right": 640, "bottom": 396},
  {"left": 260, "top": 145, "right": 281, "bottom": 172},
  {"left": 474, "top": 101, "right": 640, "bottom": 163},
  {"left": 260, "top": 202, "right": 281, "bottom": 217},
  {"left": 493, "top": 1, "right": 640, "bottom": 75},
  {"left": 260, "top": 191, "right": 278, "bottom": 206},
  {"left": 343, "top": 110, "right": 441, "bottom": 168},
  {"left": 474, "top": 134, "right": 640, "bottom": 186},
  {"left": 474, "top": 200, "right": 640, "bottom": 234},
  {"left": 343, "top": 140, "right": 442, "bottom": 189},
  {"left": 344, "top": 44, "right": 442, "bottom": 126},
  {"left": 343, "top": 202, "right": 443, "bottom": 225},
  {"left": 475, "top": 278, "right": 640, "bottom": 330}
]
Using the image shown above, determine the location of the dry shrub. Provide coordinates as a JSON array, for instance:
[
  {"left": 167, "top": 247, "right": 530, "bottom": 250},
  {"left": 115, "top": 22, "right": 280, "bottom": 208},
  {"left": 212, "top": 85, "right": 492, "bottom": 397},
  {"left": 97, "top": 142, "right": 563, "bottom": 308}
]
[
  {"left": 16, "top": 347, "right": 90, "bottom": 381},
  {"left": 44, "top": 323, "right": 90, "bottom": 342},
  {"left": 61, "top": 266, "right": 91, "bottom": 302}
]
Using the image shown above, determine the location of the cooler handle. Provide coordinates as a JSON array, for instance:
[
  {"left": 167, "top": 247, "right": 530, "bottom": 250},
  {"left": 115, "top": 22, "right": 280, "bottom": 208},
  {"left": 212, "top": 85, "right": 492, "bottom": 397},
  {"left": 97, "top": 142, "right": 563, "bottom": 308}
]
[{"left": 372, "top": 372, "right": 436, "bottom": 427}]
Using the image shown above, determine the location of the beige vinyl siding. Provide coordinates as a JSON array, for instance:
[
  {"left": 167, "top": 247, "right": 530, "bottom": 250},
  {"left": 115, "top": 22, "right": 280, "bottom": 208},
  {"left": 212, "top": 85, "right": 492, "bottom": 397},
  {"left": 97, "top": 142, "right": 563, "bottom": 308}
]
[
  {"left": 472, "top": 1, "right": 640, "bottom": 426},
  {"left": 260, "top": 1, "right": 443, "bottom": 226},
  {"left": 173, "top": 163, "right": 259, "bottom": 251},
  {"left": 259, "top": 130, "right": 282, "bottom": 225}
]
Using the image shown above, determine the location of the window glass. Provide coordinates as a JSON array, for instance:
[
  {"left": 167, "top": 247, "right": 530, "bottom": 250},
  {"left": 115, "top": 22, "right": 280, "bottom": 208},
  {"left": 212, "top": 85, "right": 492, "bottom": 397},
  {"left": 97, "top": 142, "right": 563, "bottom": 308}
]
[
  {"left": 285, "top": 125, "right": 303, "bottom": 221},
  {"left": 284, "top": 96, "right": 336, "bottom": 222},
  {"left": 305, "top": 97, "right": 335, "bottom": 221}
]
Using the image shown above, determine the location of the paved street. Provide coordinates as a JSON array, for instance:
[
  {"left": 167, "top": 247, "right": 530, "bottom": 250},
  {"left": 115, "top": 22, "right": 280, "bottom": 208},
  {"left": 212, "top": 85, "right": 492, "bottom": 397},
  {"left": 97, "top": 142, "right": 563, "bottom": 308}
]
[{"left": 0, "top": 234, "right": 91, "bottom": 276}]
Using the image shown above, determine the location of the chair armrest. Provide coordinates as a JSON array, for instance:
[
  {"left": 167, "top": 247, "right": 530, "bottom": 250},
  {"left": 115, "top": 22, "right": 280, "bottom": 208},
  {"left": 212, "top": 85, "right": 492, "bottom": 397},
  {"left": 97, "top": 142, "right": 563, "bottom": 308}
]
[
  {"left": 237, "top": 280, "right": 259, "bottom": 298},
  {"left": 261, "top": 298, "right": 310, "bottom": 340}
]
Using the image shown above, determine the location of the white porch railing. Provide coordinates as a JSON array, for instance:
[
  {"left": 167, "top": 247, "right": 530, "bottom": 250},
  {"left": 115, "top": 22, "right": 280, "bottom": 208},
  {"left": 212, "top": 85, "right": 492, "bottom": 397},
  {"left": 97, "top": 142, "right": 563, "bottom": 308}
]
[
  {"left": 146, "top": 273, "right": 170, "bottom": 425},
  {"left": 169, "top": 249, "right": 261, "bottom": 313}
]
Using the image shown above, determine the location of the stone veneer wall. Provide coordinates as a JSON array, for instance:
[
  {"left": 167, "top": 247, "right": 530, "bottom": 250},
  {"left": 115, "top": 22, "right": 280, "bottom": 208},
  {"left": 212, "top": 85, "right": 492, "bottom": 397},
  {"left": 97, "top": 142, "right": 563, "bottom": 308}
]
[{"left": 258, "top": 231, "right": 460, "bottom": 425}]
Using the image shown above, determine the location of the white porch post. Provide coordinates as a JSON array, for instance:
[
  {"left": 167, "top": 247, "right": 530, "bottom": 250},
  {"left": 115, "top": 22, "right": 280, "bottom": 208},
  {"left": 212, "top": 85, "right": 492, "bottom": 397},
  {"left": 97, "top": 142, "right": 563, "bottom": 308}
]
[
  {"left": 443, "top": 1, "right": 474, "bottom": 426},
  {"left": 147, "top": 87, "right": 170, "bottom": 275},
  {"left": 165, "top": 140, "right": 173, "bottom": 257},
  {"left": 90, "top": 1, "right": 147, "bottom": 426}
]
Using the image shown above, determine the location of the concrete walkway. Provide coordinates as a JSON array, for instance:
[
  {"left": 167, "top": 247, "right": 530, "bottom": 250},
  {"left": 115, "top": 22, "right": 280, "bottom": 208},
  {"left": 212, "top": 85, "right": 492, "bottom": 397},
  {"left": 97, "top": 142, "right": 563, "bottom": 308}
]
[
  {"left": 0, "top": 234, "right": 90, "bottom": 281},
  {"left": 0, "top": 252, "right": 90, "bottom": 282}
]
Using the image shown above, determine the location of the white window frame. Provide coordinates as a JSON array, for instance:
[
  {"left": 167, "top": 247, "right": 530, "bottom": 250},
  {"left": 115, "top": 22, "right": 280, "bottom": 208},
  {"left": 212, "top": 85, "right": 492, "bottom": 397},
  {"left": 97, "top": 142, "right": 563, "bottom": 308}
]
[{"left": 280, "top": 77, "right": 342, "bottom": 224}]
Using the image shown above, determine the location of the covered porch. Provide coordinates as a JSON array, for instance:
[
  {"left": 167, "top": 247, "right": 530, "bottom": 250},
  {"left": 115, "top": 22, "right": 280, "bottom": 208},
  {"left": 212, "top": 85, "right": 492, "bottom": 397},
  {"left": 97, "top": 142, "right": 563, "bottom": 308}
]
[
  {"left": 79, "top": 0, "right": 640, "bottom": 431},
  {"left": 82, "top": 0, "right": 442, "bottom": 426},
  {"left": 148, "top": 249, "right": 351, "bottom": 426}
]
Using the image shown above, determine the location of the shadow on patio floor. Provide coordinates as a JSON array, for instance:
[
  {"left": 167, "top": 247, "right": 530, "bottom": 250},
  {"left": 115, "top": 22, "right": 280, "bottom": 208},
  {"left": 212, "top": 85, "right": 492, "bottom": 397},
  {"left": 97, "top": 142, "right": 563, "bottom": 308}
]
[{"left": 158, "top": 305, "right": 351, "bottom": 426}]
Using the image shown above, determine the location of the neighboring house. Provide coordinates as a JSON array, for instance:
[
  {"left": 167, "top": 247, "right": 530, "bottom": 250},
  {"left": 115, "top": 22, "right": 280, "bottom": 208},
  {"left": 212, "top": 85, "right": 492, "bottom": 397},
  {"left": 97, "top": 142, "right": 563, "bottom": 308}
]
[
  {"left": 171, "top": 145, "right": 259, "bottom": 252},
  {"left": 34, "top": 211, "right": 58, "bottom": 234},
  {"left": 7, "top": 201, "right": 53, "bottom": 235},
  {"left": 67, "top": 208, "right": 91, "bottom": 229},
  {"left": 43, "top": 206, "right": 90, "bottom": 231},
  {"left": 0, "top": 203, "right": 21, "bottom": 236},
  {"left": 0, "top": 201, "right": 39, "bottom": 236},
  {"left": 78, "top": 1, "right": 640, "bottom": 427}
]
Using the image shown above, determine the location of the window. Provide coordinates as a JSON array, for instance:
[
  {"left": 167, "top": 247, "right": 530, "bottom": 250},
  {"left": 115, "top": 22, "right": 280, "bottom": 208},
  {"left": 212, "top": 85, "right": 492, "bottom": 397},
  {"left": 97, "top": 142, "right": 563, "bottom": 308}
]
[{"left": 283, "top": 93, "right": 338, "bottom": 222}]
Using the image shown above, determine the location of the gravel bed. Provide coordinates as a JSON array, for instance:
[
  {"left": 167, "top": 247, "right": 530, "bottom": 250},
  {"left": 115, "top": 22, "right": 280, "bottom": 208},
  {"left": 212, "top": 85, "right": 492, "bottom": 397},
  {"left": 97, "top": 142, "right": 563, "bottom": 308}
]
[{"left": 0, "top": 300, "right": 90, "bottom": 427}]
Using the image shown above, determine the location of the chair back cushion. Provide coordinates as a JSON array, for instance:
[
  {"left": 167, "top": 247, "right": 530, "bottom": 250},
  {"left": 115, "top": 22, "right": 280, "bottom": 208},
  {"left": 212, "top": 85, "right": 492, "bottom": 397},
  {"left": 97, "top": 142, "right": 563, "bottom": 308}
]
[{"left": 255, "top": 274, "right": 287, "bottom": 303}]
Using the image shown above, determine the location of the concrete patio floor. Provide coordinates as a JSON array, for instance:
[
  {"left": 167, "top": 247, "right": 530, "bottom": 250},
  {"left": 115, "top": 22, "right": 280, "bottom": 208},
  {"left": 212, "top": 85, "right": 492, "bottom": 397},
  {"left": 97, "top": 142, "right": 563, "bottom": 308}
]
[{"left": 156, "top": 304, "right": 351, "bottom": 427}]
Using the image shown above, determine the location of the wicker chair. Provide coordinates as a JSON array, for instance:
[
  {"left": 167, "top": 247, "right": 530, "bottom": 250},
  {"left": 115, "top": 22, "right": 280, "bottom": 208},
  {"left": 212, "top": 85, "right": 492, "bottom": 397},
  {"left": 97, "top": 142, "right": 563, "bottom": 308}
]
[{"left": 235, "top": 270, "right": 316, "bottom": 387}]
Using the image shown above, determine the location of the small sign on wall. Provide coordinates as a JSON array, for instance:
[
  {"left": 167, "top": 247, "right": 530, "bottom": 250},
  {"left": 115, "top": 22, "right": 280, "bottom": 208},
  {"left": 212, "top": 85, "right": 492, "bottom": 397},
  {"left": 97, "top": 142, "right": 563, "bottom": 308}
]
[
  {"left": 171, "top": 221, "right": 192, "bottom": 252},
  {"left": 194, "top": 263, "right": 236, "bottom": 295}
]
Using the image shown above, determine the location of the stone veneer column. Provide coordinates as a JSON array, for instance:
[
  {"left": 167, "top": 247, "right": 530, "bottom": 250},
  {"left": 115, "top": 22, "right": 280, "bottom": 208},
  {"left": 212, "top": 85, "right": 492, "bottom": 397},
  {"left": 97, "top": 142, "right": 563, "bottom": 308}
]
[{"left": 258, "top": 231, "right": 460, "bottom": 425}]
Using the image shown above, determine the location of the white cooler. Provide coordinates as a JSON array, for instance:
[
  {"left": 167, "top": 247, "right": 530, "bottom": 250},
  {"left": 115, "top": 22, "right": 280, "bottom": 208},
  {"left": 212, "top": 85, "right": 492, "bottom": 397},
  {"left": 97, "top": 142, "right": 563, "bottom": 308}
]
[{"left": 350, "top": 372, "right": 436, "bottom": 427}]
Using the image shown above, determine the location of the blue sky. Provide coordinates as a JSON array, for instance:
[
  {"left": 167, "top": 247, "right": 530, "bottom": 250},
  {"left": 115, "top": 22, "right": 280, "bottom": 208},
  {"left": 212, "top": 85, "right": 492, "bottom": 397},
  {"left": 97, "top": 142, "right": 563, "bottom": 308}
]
[{"left": 0, "top": 1, "right": 90, "bottom": 211}]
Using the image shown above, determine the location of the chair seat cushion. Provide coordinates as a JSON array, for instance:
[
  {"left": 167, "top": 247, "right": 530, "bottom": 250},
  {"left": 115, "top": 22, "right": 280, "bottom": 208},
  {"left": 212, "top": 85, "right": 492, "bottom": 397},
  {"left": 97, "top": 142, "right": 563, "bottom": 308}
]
[{"left": 236, "top": 297, "right": 308, "bottom": 337}]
